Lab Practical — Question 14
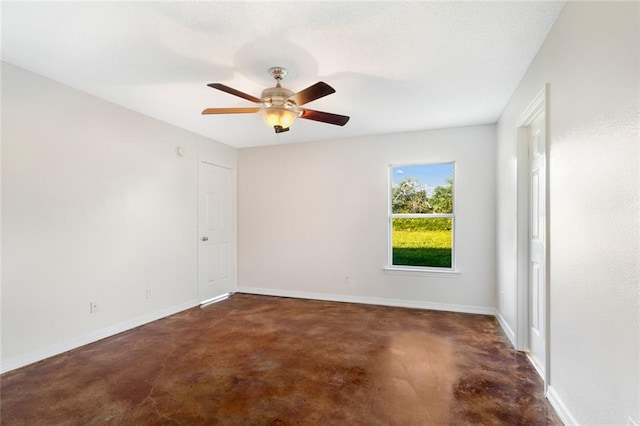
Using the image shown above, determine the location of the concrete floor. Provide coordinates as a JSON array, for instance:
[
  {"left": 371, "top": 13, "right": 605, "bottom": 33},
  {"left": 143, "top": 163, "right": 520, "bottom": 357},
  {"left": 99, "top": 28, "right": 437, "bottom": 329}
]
[{"left": 1, "top": 294, "right": 560, "bottom": 425}]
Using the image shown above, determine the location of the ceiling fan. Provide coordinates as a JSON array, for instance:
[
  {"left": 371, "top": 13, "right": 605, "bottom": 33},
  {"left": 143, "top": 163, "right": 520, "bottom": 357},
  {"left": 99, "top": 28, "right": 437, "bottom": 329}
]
[{"left": 202, "top": 67, "right": 350, "bottom": 134}]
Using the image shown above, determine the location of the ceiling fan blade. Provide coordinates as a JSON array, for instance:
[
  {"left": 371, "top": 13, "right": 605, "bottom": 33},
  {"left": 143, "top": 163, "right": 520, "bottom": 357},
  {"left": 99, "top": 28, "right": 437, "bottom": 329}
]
[
  {"left": 207, "top": 83, "right": 261, "bottom": 103},
  {"left": 201, "top": 107, "right": 261, "bottom": 115},
  {"left": 300, "top": 109, "right": 350, "bottom": 126},
  {"left": 288, "top": 82, "right": 336, "bottom": 106}
]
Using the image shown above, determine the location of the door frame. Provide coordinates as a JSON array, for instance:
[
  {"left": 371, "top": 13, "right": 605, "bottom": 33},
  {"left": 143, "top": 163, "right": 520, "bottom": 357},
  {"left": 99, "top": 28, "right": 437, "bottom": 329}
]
[
  {"left": 515, "top": 84, "right": 550, "bottom": 387},
  {"left": 197, "top": 158, "right": 237, "bottom": 304}
]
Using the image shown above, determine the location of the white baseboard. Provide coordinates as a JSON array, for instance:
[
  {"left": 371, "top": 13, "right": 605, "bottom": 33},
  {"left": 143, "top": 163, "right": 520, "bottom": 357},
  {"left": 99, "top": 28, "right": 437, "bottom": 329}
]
[
  {"left": 547, "top": 385, "right": 579, "bottom": 426},
  {"left": 495, "top": 310, "right": 516, "bottom": 348},
  {"left": 236, "top": 286, "right": 495, "bottom": 315},
  {"left": 1, "top": 299, "right": 199, "bottom": 374}
]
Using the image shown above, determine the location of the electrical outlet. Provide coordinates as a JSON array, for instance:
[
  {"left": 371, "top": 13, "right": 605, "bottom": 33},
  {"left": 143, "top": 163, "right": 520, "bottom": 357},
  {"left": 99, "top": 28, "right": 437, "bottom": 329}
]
[
  {"left": 500, "top": 291, "right": 505, "bottom": 304},
  {"left": 146, "top": 288, "right": 152, "bottom": 299},
  {"left": 345, "top": 275, "right": 350, "bottom": 285},
  {"left": 90, "top": 301, "right": 99, "bottom": 314}
]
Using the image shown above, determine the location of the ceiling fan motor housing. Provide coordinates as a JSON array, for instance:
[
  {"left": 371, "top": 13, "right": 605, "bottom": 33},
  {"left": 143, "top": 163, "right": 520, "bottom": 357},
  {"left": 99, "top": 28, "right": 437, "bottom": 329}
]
[{"left": 261, "top": 86, "right": 296, "bottom": 108}]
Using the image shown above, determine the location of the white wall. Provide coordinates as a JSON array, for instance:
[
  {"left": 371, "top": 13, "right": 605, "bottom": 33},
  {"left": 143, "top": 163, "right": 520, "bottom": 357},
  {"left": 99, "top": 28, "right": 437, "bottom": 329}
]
[
  {"left": 238, "top": 125, "right": 496, "bottom": 313},
  {"left": 1, "top": 62, "right": 236, "bottom": 372},
  {"left": 496, "top": 2, "right": 639, "bottom": 424}
]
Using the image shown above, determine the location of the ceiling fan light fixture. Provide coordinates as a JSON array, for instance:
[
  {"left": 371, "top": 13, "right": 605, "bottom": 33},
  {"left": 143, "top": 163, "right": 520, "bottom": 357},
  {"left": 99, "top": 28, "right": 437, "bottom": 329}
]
[{"left": 262, "top": 106, "right": 298, "bottom": 130}]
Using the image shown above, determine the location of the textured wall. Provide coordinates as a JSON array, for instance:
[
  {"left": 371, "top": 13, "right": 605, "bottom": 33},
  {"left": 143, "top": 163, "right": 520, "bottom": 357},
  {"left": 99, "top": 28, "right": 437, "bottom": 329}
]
[
  {"left": 238, "top": 125, "right": 496, "bottom": 311},
  {"left": 496, "top": 2, "right": 639, "bottom": 423},
  {"left": 1, "top": 63, "right": 237, "bottom": 371}
]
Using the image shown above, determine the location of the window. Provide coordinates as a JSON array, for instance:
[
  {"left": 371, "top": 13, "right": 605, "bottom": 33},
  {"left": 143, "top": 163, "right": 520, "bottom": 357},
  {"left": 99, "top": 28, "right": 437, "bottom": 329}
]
[{"left": 389, "top": 163, "right": 455, "bottom": 270}]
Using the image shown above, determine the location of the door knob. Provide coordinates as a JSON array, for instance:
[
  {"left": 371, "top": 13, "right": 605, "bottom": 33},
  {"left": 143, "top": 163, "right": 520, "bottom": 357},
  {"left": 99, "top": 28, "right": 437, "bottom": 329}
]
[{"left": 202, "top": 236, "right": 209, "bottom": 241}]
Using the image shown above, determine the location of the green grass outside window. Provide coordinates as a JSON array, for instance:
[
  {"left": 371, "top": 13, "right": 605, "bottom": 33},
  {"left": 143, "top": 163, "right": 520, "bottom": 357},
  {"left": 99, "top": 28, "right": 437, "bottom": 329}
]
[{"left": 392, "top": 218, "right": 452, "bottom": 268}]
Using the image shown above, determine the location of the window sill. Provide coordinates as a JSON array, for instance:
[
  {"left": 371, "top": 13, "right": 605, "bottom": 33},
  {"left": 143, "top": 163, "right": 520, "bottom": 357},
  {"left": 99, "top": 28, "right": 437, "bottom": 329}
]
[{"left": 383, "top": 266, "right": 461, "bottom": 278}]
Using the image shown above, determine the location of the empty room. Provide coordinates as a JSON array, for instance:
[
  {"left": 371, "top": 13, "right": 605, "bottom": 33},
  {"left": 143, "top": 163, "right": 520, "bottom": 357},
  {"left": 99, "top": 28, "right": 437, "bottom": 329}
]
[{"left": 1, "top": 1, "right": 638, "bottom": 425}]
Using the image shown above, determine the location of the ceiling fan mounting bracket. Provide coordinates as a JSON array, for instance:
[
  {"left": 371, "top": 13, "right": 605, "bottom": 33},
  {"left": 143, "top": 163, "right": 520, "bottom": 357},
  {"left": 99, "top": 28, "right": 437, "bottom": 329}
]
[{"left": 268, "top": 66, "right": 287, "bottom": 83}]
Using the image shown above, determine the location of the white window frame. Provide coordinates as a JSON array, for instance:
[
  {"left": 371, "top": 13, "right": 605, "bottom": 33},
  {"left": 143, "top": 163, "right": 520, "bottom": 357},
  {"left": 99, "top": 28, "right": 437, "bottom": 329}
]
[{"left": 387, "top": 162, "right": 456, "bottom": 273}]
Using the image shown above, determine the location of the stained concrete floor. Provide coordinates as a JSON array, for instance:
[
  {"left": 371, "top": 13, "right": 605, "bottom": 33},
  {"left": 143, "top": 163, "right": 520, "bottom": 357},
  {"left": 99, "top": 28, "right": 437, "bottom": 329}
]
[{"left": 1, "top": 294, "right": 561, "bottom": 425}]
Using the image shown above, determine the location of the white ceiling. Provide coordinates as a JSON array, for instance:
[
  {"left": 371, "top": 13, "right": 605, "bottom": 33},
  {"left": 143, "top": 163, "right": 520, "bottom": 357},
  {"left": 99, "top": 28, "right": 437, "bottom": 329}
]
[{"left": 2, "top": 1, "right": 565, "bottom": 148}]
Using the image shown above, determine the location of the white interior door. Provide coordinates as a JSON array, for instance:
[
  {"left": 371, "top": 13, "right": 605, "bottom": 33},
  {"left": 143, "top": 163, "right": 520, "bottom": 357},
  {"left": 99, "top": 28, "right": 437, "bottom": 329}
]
[
  {"left": 528, "top": 111, "right": 546, "bottom": 377},
  {"left": 198, "top": 161, "right": 236, "bottom": 303}
]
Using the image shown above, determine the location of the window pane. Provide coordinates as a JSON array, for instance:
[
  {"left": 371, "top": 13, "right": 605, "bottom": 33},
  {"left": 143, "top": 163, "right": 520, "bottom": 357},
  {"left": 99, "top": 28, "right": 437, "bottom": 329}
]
[
  {"left": 392, "top": 218, "right": 452, "bottom": 268},
  {"left": 391, "top": 164, "right": 454, "bottom": 214}
]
